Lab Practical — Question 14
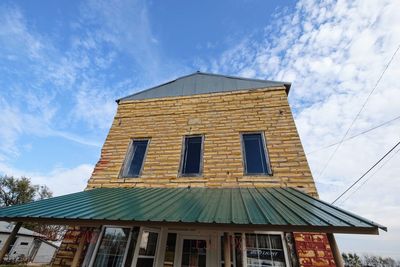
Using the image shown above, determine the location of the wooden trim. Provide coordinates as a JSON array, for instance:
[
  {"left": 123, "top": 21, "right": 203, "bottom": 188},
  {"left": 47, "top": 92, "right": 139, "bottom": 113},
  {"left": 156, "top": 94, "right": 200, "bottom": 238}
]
[
  {"left": 223, "top": 232, "right": 231, "bottom": 267},
  {"left": 0, "top": 217, "right": 381, "bottom": 235}
]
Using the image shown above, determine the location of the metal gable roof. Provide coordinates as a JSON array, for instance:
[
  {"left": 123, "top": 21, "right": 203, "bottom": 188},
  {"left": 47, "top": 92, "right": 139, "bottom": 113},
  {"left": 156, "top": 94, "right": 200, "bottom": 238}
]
[
  {"left": 117, "top": 72, "right": 291, "bottom": 102},
  {"left": 0, "top": 187, "right": 385, "bottom": 234}
]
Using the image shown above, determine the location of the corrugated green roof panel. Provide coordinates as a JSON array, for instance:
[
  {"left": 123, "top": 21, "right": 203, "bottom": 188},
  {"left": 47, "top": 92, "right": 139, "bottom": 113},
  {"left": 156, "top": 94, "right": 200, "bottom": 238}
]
[{"left": 0, "top": 187, "right": 386, "bottom": 234}]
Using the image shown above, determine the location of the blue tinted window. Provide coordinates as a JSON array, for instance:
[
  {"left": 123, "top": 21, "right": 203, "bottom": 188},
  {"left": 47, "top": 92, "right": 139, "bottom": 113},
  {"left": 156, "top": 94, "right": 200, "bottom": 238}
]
[
  {"left": 181, "top": 136, "right": 203, "bottom": 175},
  {"left": 123, "top": 140, "right": 149, "bottom": 177},
  {"left": 242, "top": 133, "right": 270, "bottom": 175}
]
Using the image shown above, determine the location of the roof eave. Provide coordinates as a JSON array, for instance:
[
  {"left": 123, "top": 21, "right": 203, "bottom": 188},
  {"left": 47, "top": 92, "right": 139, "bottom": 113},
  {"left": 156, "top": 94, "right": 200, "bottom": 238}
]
[
  {"left": 0, "top": 217, "right": 383, "bottom": 235},
  {"left": 116, "top": 71, "right": 292, "bottom": 103}
]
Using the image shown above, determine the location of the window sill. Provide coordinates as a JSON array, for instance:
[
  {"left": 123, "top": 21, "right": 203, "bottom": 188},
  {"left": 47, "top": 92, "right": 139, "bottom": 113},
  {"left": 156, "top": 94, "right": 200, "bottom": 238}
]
[
  {"left": 178, "top": 174, "right": 203, "bottom": 178},
  {"left": 243, "top": 173, "right": 273, "bottom": 177}
]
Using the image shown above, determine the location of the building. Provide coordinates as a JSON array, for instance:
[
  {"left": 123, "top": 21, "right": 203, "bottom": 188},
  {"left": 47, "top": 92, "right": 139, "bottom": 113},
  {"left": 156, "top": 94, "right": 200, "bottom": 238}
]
[
  {"left": 0, "top": 221, "right": 58, "bottom": 264},
  {"left": 0, "top": 72, "right": 386, "bottom": 267}
]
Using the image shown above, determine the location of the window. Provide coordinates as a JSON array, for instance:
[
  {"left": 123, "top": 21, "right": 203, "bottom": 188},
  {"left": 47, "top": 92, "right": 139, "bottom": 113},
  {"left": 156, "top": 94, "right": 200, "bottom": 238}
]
[
  {"left": 180, "top": 136, "right": 203, "bottom": 176},
  {"left": 181, "top": 239, "right": 207, "bottom": 267},
  {"left": 245, "top": 234, "right": 286, "bottom": 267},
  {"left": 121, "top": 139, "right": 149, "bottom": 177},
  {"left": 241, "top": 133, "right": 271, "bottom": 175},
  {"left": 163, "top": 233, "right": 177, "bottom": 267},
  {"left": 93, "top": 227, "right": 135, "bottom": 267},
  {"left": 136, "top": 230, "right": 159, "bottom": 267},
  {"left": 20, "top": 242, "right": 29, "bottom": 246}
]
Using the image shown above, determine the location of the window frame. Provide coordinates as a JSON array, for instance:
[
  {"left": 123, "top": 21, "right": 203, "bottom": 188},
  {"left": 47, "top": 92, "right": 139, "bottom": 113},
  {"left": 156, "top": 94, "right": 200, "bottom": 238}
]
[
  {"left": 178, "top": 134, "right": 205, "bottom": 177},
  {"left": 240, "top": 132, "right": 272, "bottom": 176},
  {"left": 243, "top": 231, "right": 289, "bottom": 267},
  {"left": 120, "top": 138, "right": 150, "bottom": 178},
  {"left": 88, "top": 225, "right": 135, "bottom": 267},
  {"left": 131, "top": 227, "right": 161, "bottom": 267}
]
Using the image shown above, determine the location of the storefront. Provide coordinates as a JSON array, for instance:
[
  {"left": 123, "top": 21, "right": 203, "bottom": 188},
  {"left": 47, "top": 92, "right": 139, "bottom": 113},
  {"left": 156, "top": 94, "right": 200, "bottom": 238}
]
[
  {"left": 84, "top": 226, "right": 289, "bottom": 267},
  {"left": 0, "top": 187, "right": 386, "bottom": 266}
]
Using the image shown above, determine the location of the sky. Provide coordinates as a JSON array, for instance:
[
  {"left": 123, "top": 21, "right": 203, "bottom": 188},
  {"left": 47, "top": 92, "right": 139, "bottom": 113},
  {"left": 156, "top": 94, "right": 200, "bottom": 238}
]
[{"left": 0, "top": 0, "right": 399, "bottom": 259}]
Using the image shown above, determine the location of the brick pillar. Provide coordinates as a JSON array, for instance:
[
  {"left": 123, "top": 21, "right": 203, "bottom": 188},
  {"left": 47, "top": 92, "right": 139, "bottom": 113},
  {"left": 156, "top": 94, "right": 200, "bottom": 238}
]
[{"left": 293, "top": 232, "right": 336, "bottom": 267}]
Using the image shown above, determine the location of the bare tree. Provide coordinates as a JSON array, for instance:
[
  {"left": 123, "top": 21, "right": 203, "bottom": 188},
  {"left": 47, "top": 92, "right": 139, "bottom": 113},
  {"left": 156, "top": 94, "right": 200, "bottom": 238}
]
[{"left": 0, "top": 175, "right": 66, "bottom": 241}]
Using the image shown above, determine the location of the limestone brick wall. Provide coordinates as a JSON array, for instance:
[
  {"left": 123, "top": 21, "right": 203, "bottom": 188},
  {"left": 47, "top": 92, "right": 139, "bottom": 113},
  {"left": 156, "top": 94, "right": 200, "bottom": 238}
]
[
  {"left": 52, "top": 226, "right": 83, "bottom": 267},
  {"left": 87, "top": 87, "right": 317, "bottom": 196}
]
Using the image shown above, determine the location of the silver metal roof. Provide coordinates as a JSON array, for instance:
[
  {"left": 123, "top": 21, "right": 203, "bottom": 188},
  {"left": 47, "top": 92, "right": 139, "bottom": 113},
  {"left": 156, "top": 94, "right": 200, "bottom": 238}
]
[{"left": 117, "top": 72, "right": 291, "bottom": 102}]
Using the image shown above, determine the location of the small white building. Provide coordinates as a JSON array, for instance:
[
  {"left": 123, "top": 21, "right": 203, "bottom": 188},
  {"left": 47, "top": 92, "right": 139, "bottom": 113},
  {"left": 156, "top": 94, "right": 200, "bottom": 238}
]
[{"left": 0, "top": 221, "right": 59, "bottom": 264}]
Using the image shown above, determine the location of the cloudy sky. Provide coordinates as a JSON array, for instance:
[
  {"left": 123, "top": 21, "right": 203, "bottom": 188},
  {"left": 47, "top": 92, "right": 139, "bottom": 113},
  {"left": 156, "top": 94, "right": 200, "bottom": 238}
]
[{"left": 0, "top": 0, "right": 399, "bottom": 259}]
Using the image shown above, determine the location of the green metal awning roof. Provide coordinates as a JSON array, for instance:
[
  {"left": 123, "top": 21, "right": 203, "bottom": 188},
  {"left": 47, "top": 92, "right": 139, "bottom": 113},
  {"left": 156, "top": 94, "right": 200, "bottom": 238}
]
[{"left": 0, "top": 187, "right": 386, "bottom": 234}]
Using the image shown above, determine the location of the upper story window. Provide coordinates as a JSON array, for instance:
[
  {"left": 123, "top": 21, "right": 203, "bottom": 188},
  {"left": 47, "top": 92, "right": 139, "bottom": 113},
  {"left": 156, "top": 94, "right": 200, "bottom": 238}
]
[
  {"left": 180, "top": 135, "right": 204, "bottom": 176},
  {"left": 121, "top": 139, "right": 149, "bottom": 178},
  {"left": 241, "top": 133, "right": 271, "bottom": 175}
]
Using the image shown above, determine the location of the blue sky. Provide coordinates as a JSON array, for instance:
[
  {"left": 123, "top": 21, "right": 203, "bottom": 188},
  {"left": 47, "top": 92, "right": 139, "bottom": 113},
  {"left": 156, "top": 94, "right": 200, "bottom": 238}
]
[
  {"left": 1, "top": 0, "right": 400, "bottom": 259},
  {"left": 0, "top": 0, "right": 296, "bottom": 174}
]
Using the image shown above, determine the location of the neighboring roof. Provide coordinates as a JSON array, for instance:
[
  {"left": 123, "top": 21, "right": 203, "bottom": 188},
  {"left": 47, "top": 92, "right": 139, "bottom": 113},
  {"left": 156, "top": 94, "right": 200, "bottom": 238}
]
[
  {"left": 0, "top": 187, "right": 385, "bottom": 234},
  {"left": 117, "top": 72, "right": 291, "bottom": 102},
  {"left": 0, "top": 221, "right": 44, "bottom": 237}
]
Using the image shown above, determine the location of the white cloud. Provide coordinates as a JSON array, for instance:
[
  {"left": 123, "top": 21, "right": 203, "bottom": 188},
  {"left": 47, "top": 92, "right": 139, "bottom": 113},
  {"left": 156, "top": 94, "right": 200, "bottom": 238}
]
[
  {"left": 0, "top": 2, "right": 121, "bottom": 163},
  {"left": 204, "top": 0, "right": 400, "bottom": 259},
  {"left": 0, "top": 6, "right": 44, "bottom": 59},
  {"left": 72, "top": 81, "right": 117, "bottom": 130},
  {"left": 0, "top": 162, "right": 93, "bottom": 196},
  {"left": 80, "top": 0, "right": 163, "bottom": 79}
]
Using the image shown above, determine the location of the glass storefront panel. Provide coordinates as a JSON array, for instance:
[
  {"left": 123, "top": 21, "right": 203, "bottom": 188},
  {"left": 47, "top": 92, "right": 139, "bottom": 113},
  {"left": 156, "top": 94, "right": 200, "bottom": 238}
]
[
  {"left": 136, "top": 230, "right": 159, "bottom": 267},
  {"left": 181, "top": 239, "right": 207, "bottom": 267},
  {"left": 245, "top": 234, "right": 286, "bottom": 267},
  {"left": 93, "top": 227, "right": 130, "bottom": 267},
  {"left": 124, "top": 227, "right": 140, "bottom": 267},
  {"left": 163, "top": 233, "right": 177, "bottom": 267}
]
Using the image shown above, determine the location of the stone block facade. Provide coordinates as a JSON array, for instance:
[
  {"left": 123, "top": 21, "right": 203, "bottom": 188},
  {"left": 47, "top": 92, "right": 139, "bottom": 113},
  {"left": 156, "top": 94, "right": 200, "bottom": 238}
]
[{"left": 87, "top": 86, "right": 317, "bottom": 196}]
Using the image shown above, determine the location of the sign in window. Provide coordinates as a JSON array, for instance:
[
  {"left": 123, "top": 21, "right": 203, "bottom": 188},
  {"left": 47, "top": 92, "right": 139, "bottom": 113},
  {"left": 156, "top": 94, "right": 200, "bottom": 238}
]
[{"left": 245, "top": 234, "right": 286, "bottom": 267}]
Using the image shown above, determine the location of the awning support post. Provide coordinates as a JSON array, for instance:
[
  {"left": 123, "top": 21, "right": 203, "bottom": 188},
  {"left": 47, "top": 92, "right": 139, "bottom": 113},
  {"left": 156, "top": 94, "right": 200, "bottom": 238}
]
[
  {"left": 0, "top": 222, "right": 22, "bottom": 263},
  {"left": 71, "top": 230, "right": 86, "bottom": 267},
  {"left": 327, "top": 233, "right": 344, "bottom": 267},
  {"left": 224, "top": 232, "right": 231, "bottom": 267}
]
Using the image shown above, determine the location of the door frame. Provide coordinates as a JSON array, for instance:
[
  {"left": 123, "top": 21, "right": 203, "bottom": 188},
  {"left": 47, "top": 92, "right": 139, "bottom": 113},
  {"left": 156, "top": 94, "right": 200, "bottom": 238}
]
[
  {"left": 131, "top": 227, "right": 161, "bottom": 267},
  {"left": 174, "top": 234, "right": 214, "bottom": 267}
]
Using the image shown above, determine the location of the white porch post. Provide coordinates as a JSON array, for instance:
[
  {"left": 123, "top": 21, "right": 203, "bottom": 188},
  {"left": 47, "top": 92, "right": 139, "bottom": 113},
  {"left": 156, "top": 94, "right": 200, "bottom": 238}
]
[
  {"left": 72, "top": 230, "right": 87, "bottom": 267},
  {"left": 223, "top": 232, "right": 231, "bottom": 266}
]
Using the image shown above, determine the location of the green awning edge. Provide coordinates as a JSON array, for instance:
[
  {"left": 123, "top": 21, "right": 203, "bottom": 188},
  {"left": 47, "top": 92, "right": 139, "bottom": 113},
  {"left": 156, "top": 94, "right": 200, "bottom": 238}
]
[{"left": 0, "top": 187, "right": 386, "bottom": 234}]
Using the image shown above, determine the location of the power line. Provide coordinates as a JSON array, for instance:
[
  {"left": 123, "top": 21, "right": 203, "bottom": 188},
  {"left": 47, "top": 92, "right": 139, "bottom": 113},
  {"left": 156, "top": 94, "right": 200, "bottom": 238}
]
[
  {"left": 338, "top": 147, "right": 400, "bottom": 205},
  {"left": 307, "top": 115, "right": 400, "bottom": 155},
  {"left": 331, "top": 140, "right": 400, "bottom": 205},
  {"left": 317, "top": 44, "right": 400, "bottom": 179}
]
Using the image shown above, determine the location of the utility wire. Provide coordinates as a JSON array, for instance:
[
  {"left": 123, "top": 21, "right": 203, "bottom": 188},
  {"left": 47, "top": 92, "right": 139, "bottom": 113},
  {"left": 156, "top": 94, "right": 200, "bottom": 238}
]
[
  {"left": 332, "top": 140, "right": 400, "bottom": 205},
  {"left": 338, "top": 147, "right": 400, "bottom": 205},
  {"left": 317, "top": 44, "right": 400, "bottom": 179},
  {"left": 307, "top": 115, "right": 400, "bottom": 155}
]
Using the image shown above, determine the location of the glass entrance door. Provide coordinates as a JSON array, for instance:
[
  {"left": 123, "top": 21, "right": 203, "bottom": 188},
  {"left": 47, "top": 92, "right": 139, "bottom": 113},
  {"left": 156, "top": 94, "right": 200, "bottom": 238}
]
[{"left": 176, "top": 235, "right": 209, "bottom": 267}]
